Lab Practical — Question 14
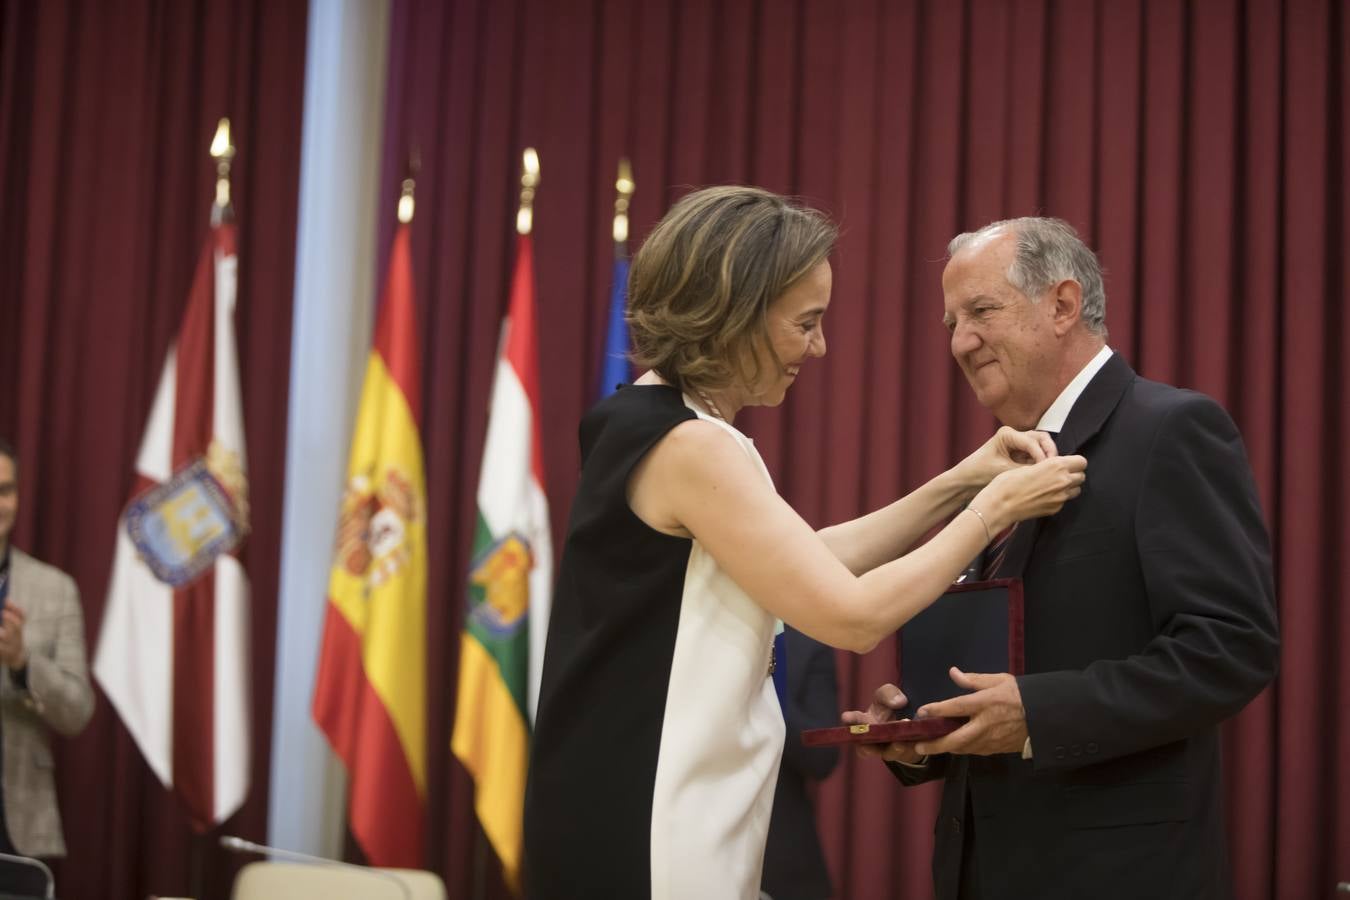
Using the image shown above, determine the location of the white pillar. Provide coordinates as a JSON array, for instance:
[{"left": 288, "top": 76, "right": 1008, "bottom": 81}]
[{"left": 268, "top": 0, "right": 390, "bottom": 858}]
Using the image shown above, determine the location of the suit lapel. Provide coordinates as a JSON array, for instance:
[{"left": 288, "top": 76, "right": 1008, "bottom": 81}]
[
  {"left": 1051, "top": 352, "right": 1135, "bottom": 456},
  {"left": 0, "top": 549, "right": 26, "bottom": 700},
  {"left": 7, "top": 548, "right": 32, "bottom": 612},
  {"left": 996, "top": 353, "right": 1135, "bottom": 578}
]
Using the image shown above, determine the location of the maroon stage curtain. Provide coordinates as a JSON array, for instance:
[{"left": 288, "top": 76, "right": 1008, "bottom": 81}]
[
  {"left": 0, "top": 2, "right": 307, "bottom": 899},
  {"left": 381, "top": 0, "right": 1346, "bottom": 898}
]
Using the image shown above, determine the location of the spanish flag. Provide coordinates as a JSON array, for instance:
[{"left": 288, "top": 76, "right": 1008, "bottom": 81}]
[
  {"left": 452, "top": 231, "right": 552, "bottom": 886},
  {"left": 312, "top": 219, "right": 427, "bottom": 866}
]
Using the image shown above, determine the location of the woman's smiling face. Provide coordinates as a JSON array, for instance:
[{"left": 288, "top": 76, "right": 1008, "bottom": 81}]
[{"left": 747, "top": 260, "right": 832, "bottom": 407}]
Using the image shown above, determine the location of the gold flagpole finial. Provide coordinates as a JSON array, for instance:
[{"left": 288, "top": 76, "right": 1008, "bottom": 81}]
[
  {"left": 210, "top": 118, "right": 235, "bottom": 219},
  {"left": 612, "top": 158, "right": 635, "bottom": 245},
  {"left": 398, "top": 150, "right": 421, "bottom": 224},
  {"left": 398, "top": 177, "right": 416, "bottom": 224},
  {"left": 517, "top": 147, "right": 540, "bottom": 235}
]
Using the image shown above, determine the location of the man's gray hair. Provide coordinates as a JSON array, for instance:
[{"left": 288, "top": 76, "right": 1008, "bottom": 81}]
[{"left": 948, "top": 217, "right": 1108, "bottom": 336}]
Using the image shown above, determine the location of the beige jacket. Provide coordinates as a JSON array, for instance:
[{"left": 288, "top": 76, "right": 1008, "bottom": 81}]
[{"left": 0, "top": 547, "right": 94, "bottom": 857}]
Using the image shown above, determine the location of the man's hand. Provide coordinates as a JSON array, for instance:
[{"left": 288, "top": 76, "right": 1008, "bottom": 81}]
[
  {"left": 0, "top": 606, "right": 27, "bottom": 671},
  {"left": 913, "top": 667, "right": 1028, "bottom": 757},
  {"left": 840, "top": 682, "right": 925, "bottom": 764}
]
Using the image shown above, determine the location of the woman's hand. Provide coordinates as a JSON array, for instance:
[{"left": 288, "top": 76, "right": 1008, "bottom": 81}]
[
  {"left": 840, "top": 683, "right": 927, "bottom": 765},
  {"left": 954, "top": 426, "right": 1060, "bottom": 496},
  {"left": 972, "top": 454, "right": 1088, "bottom": 532}
]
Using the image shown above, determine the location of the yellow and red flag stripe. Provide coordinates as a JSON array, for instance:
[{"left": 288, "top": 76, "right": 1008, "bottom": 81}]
[{"left": 312, "top": 222, "right": 427, "bottom": 866}]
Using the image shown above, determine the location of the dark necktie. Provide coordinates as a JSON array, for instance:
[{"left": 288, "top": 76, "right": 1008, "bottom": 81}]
[{"left": 981, "top": 523, "right": 1016, "bottom": 580}]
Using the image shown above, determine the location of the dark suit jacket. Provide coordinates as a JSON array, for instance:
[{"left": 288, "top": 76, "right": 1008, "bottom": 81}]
[
  {"left": 762, "top": 628, "right": 839, "bottom": 900},
  {"left": 894, "top": 353, "right": 1279, "bottom": 900}
]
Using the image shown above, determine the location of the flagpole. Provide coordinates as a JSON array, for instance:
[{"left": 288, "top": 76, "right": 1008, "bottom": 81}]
[
  {"left": 516, "top": 147, "right": 539, "bottom": 236},
  {"left": 397, "top": 148, "right": 419, "bottom": 229},
  {"left": 210, "top": 117, "right": 235, "bottom": 225},
  {"left": 597, "top": 160, "right": 635, "bottom": 400},
  {"left": 398, "top": 174, "right": 415, "bottom": 225},
  {"left": 186, "top": 115, "right": 236, "bottom": 900},
  {"left": 612, "top": 157, "right": 634, "bottom": 252}
]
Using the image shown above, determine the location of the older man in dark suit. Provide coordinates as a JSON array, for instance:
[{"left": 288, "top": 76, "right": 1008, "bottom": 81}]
[
  {"left": 848, "top": 219, "right": 1279, "bottom": 900},
  {"left": 0, "top": 437, "right": 95, "bottom": 884}
]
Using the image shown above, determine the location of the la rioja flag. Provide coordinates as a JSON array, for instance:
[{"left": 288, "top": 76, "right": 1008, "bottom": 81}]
[{"left": 451, "top": 230, "right": 552, "bottom": 886}]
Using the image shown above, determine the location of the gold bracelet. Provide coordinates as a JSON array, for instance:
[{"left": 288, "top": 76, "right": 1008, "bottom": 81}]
[{"left": 965, "top": 505, "right": 993, "bottom": 543}]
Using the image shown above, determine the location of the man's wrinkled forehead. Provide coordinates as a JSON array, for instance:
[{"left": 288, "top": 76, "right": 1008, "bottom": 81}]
[{"left": 944, "top": 234, "right": 1013, "bottom": 307}]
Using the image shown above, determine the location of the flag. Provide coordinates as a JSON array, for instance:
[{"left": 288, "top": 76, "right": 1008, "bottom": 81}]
[
  {"left": 596, "top": 253, "right": 631, "bottom": 400},
  {"left": 451, "top": 232, "right": 552, "bottom": 886},
  {"left": 94, "top": 223, "right": 251, "bottom": 830},
  {"left": 311, "top": 221, "right": 427, "bottom": 867}
]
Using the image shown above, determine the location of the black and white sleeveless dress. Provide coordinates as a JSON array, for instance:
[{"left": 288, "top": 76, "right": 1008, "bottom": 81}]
[{"left": 524, "top": 384, "right": 784, "bottom": 899}]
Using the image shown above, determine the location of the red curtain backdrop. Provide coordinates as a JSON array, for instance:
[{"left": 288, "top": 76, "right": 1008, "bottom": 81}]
[
  {"left": 379, "top": 0, "right": 1346, "bottom": 898},
  {"left": 2, "top": 1, "right": 1345, "bottom": 898},
  {"left": 0, "top": 2, "right": 307, "bottom": 899}
]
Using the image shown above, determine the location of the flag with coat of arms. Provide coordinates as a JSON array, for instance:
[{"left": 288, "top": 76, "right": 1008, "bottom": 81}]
[
  {"left": 94, "top": 200, "right": 251, "bottom": 830},
  {"left": 451, "top": 224, "right": 552, "bottom": 888}
]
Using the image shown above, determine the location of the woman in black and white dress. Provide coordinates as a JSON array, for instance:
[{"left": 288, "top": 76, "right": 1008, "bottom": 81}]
[{"left": 524, "top": 186, "right": 1085, "bottom": 900}]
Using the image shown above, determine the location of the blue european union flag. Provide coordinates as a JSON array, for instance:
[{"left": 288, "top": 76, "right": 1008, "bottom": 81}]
[{"left": 596, "top": 255, "right": 632, "bottom": 399}]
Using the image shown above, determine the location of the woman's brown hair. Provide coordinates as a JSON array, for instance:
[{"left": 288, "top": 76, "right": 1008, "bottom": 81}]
[{"left": 626, "top": 186, "right": 837, "bottom": 395}]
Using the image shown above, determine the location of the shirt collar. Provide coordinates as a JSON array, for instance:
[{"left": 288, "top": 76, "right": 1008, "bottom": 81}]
[{"left": 1036, "top": 345, "right": 1114, "bottom": 433}]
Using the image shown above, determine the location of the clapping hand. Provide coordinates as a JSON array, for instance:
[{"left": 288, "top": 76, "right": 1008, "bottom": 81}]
[{"left": 0, "top": 605, "right": 27, "bottom": 671}]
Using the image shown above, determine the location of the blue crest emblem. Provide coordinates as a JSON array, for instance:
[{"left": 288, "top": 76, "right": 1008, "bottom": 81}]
[{"left": 124, "top": 458, "right": 244, "bottom": 588}]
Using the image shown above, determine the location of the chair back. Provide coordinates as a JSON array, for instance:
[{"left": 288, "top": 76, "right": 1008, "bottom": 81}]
[{"left": 231, "top": 860, "right": 446, "bottom": 900}]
